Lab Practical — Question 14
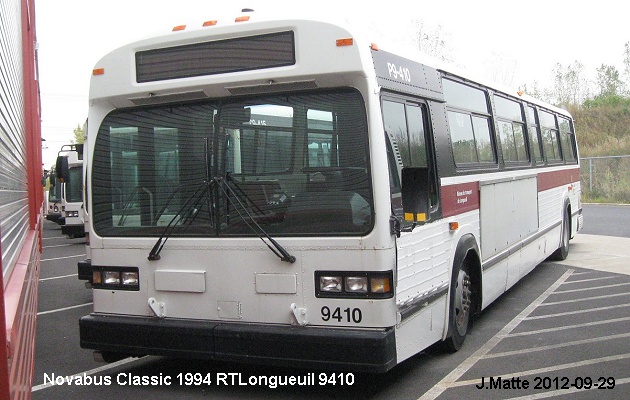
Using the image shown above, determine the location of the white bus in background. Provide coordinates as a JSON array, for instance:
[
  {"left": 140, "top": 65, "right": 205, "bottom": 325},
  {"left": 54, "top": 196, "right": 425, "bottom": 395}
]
[
  {"left": 56, "top": 144, "right": 85, "bottom": 238},
  {"left": 45, "top": 165, "right": 63, "bottom": 224},
  {"left": 79, "top": 10, "right": 581, "bottom": 372}
]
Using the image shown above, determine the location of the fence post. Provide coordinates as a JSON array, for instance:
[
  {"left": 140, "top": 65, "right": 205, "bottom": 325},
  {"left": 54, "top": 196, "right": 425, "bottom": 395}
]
[
  {"left": 581, "top": 155, "right": 630, "bottom": 203},
  {"left": 589, "top": 158, "right": 593, "bottom": 192}
]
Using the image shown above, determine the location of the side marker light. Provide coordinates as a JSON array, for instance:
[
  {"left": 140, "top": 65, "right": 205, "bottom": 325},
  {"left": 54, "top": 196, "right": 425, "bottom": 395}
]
[{"left": 336, "top": 38, "right": 354, "bottom": 47}]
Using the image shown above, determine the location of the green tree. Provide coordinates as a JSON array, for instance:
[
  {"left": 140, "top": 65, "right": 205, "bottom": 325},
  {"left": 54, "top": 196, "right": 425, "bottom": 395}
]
[
  {"left": 595, "top": 64, "right": 623, "bottom": 97},
  {"left": 412, "top": 20, "right": 453, "bottom": 63},
  {"left": 519, "top": 81, "right": 545, "bottom": 102},
  {"left": 72, "top": 123, "right": 85, "bottom": 144},
  {"left": 484, "top": 52, "right": 518, "bottom": 87},
  {"left": 622, "top": 42, "right": 630, "bottom": 95},
  {"left": 549, "top": 61, "right": 590, "bottom": 108}
]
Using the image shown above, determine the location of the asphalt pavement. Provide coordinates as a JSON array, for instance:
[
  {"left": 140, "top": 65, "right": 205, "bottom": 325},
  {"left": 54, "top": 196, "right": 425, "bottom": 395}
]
[{"left": 31, "top": 204, "right": 630, "bottom": 399}]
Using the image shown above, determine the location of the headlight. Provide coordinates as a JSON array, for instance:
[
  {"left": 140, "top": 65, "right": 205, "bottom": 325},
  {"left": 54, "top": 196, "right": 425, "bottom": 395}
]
[
  {"left": 104, "top": 271, "right": 120, "bottom": 285},
  {"left": 92, "top": 267, "right": 140, "bottom": 291},
  {"left": 345, "top": 276, "right": 368, "bottom": 293},
  {"left": 122, "top": 271, "right": 139, "bottom": 286},
  {"left": 319, "top": 276, "right": 342, "bottom": 292},
  {"left": 316, "top": 271, "right": 393, "bottom": 298}
]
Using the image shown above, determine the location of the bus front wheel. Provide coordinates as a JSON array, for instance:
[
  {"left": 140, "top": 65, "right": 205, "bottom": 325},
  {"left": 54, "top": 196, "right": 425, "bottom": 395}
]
[{"left": 443, "top": 260, "right": 472, "bottom": 352}]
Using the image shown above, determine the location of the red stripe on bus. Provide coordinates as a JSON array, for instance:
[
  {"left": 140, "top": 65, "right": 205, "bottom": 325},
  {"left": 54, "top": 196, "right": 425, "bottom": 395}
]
[
  {"left": 441, "top": 181, "right": 480, "bottom": 218},
  {"left": 537, "top": 167, "right": 580, "bottom": 192}
]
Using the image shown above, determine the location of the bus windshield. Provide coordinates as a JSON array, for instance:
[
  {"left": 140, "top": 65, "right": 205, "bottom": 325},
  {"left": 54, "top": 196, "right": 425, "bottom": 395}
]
[
  {"left": 48, "top": 171, "right": 61, "bottom": 202},
  {"left": 66, "top": 166, "right": 83, "bottom": 203},
  {"left": 92, "top": 89, "right": 373, "bottom": 237}
]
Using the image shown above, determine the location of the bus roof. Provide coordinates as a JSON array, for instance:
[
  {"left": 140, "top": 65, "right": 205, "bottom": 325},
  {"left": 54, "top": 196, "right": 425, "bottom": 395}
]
[{"left": 90, "top": 9, "right": 571, "bottom": 118}]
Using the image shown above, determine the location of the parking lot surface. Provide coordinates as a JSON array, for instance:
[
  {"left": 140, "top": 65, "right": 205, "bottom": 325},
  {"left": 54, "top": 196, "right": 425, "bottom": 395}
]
[{"left": 33, "top": 204, "right": 630, "bottom": 399}]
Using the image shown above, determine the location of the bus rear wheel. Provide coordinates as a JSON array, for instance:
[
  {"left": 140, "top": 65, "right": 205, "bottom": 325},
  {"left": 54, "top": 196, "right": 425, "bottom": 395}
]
[
  {"left": 94, "top": 351, "right": 127, "bottom": 363},
  {"left": 550, "top": 206, "right": 570, "bottom": 261},
  {"left": 443, "top": 260, "right": 472, "bottom": 352}
]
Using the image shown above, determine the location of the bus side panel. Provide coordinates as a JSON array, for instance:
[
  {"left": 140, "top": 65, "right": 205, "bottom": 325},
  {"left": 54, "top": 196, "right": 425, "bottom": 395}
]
[
  {"left": 538, "top": 167, "right": 580, "bottom": 231},
  {"left": 481, "top": 260, "right": 508, "bottom": 310},
  {"left": 538, "top": 186, "right": 566, "bottom": 250},
  {"left": 395, "top": 297, "right": 446, "bottom": 363},
  {"left": 394, "top": 212, "right": 479, "bottom": 360},
  {"left": 518, "top": 235, "right": 545, "bottom": 278},
  {"left": 480, "top": 175, "right": 538, "bottom": 290},
  {"left": 395, "top": 220, "right": 453, "bottom": 306}
]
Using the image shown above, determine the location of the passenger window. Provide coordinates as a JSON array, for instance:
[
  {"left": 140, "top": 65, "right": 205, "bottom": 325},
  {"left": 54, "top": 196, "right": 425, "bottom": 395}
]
[
  {"left": 443, "top": 78, "right": 496, "bottom": 166},
  {"left": 443, "top": 78, "right": 489, "bottom": 113},
  {"left": 527, "top": 106, "right": 544, "bottom": 164},
  {"left": 539, "top": 110, "right": 562, "bottom": 162},
  {"left": 558, "top": 116, "right": 577, "bottom": 163},
  {"left": 448, "top": 111, "right": 495, "bottom": 164},
  {"left": 448, "top": 111, "right": 476, "bottom": 163},
  {"left": 495, "top": 96, "right": 528, "bottom": 163}
]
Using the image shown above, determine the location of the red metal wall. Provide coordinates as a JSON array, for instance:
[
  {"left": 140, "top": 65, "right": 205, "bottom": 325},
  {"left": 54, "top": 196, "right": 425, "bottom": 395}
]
[{"left": 0, "top": 0, "right": 42, "bottom": 398}]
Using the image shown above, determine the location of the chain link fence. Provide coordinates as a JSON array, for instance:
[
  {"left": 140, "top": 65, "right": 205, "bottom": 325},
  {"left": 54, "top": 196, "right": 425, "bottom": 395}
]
[{"left": 581, "top": 155, "right": 630, "bottom": 203}]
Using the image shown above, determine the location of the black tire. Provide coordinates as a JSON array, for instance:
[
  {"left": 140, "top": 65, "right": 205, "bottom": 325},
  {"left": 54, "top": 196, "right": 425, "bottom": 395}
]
[
  {"left": 96, "top": 351, "right": 127, "bottom": 363},
  {"left": 550, "top": 206, "right": 570, "bottom": 261},
  {"left": 443, "top": 260, "right": 473, "bottom": 352}
]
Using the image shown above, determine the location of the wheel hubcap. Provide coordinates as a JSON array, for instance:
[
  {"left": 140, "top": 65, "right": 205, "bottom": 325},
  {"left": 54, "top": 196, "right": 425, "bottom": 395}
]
[{"left": 454, "top": 269, "right": 472, "bottom": 336}]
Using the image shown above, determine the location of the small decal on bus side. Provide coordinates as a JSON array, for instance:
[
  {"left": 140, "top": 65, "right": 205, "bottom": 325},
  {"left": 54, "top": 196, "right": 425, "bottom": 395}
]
[
  {"left": 387, "top": 62, "right": 412, "bottom": 83},
  {"left": 321, "top": 306, "right": 363, "bottom": 323}
]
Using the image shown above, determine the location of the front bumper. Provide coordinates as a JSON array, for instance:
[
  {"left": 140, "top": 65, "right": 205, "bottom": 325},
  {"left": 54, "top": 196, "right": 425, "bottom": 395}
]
[
  {"left": 80, "top": 314, "right": 397, "bottom": 373},
  {"left": 61, "top": 223, "right": 84, "bottom": 238}
]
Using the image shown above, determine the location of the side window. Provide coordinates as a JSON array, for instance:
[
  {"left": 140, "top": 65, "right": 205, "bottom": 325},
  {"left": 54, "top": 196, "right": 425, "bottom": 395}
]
[
  {"left": 447, "top": 111, "right": 476, "bottom": 163},
  {"left": 495, "top": 96, "right": 528, "bottom": 163},
  {"left": 539, "top": 110, "right": 562, "bottom": 162},
  {"left": 443, "top": 79, "right": 496, "bottom": 165},
  {"left": 382, "top": 98, "right": 436, "bottom": 216},
  {"left": 407, "top": 105, "right": 428, "bottom": 167},
  {"left": 558, "top": 116, "right": 577, "bottom": 163},
  {"left": 447, "top": 112, "right": 495, "bottom": 164},
  {"left": 527, "top": 106, "right": 544, "bottom": 164},
  {"left": 383, "top": 101, "right": 410, "bottom": 165}
]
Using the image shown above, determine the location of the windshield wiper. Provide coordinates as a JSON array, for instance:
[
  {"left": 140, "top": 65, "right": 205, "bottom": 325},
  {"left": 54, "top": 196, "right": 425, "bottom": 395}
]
[
  {"left": 147, "top": 181, "right": 212, "bottom": 261},
  {"left": 220, "top": 175, "right": 296, "bottom": 263},
  {"left": 147, "top": 176, "right": 296, "bottom": 263}
]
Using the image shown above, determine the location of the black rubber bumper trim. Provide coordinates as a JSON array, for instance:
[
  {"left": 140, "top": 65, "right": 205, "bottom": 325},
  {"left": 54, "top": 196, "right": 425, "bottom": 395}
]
[
  {"left": 80, "top": 314, "right": 397, "bottom": 373},
  {"left": 77, "top": 259, "right": 91, "bottom": 281}
]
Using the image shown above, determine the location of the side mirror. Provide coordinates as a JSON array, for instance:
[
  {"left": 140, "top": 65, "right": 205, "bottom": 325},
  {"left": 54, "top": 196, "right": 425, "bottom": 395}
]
[
  {"left": 401, "top": 167, "right": 430, "bottom": 224},
  {"left": 56, "top": 156, "right": 69, "bottom": 183},
  {"left": 75, "top": 143, "right": 84, "bottom": 160}
]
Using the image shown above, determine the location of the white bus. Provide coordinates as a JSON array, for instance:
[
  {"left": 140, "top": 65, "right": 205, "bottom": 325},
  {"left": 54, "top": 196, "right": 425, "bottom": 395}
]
[
  {"left": 56, "top": 144, "right": 86, "bottom": 238},
  {"left": 45, "top": 165, "right": 63, "bottom": 223},
  {"left": 79, "top": 10, "right": 582, "bottom": 372}
]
